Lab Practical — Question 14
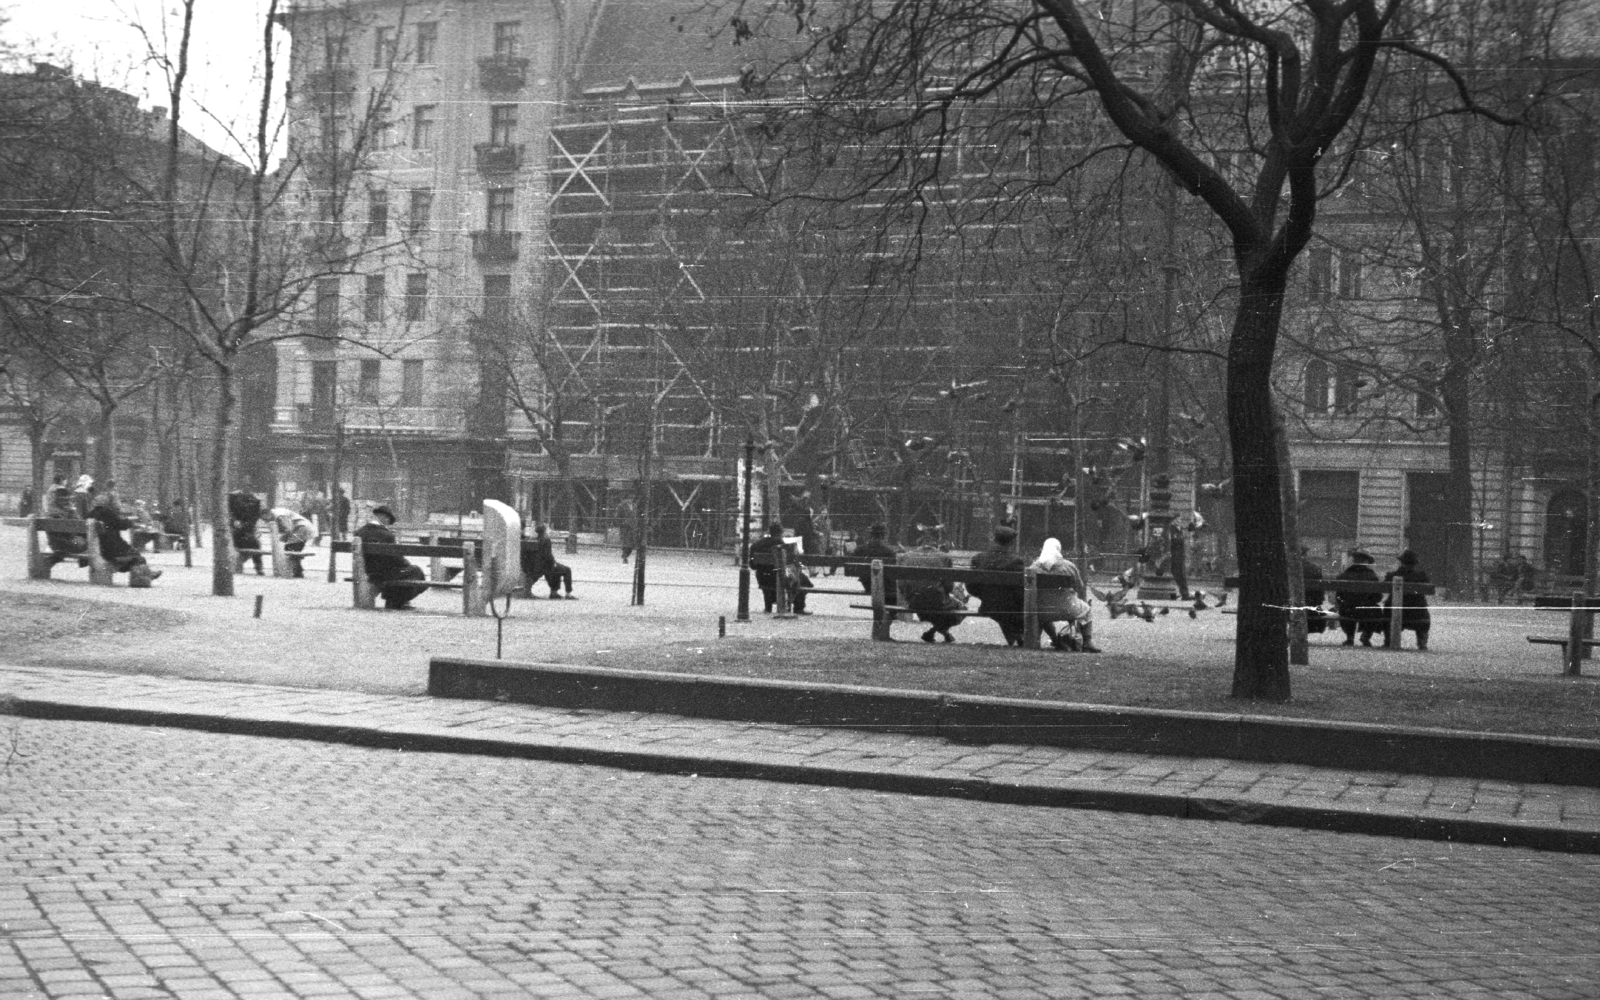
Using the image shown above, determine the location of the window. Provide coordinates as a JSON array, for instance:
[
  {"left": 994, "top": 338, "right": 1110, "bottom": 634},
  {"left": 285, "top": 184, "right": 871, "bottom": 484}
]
[
  {"left": 363, "top": 274, "right": 385, "bottom": 322},
  {"left": 366, "top": 188, "right": 388, "bottom": 236},
  {"left": 315, "top": 277, "right": 341, "bottom": 333},
  {"left": 402, "top": 359, "right": 424, "bottom": 406},
  {"left": 1302, "top": 359, "right": 1329, "bottom": 414},
  {"left": 1333, "top": 364, "right": 1361, "bottom": 414},
  {"left": 1307, "top": 247, "right": 1332, "bottom": 301},
  {"left": 405, "top": 273, "right": 428, "bottom": 321},
  {"left": 1337, "top": 250, "right": 1363, "bottom": 299},
  {"left": 373, "top": 26, "right": 398, "bottom": 68},
  {"left": 493, "top": 21, "right": 521, "bottom": 58},
  {"left": 415, "top": 21, "right": 438, "bottom": 64},
  {"left": 323, "top": 33, "right": 350, "bottom": 67},
  {"left": 483, "top": 274, "right": 511, "bottom": 324},
  {"left": 408, "top": 188, "right": 433, "bottom": 236},
  {"left": 489, "top": 104, "right": 517, "bottom": 146},
  {"left": 358, "top": 359, "right": 381, "bottom": 403},
  {"left": 486, "top": 188, "right": 514, "bottom": 232},
  {"left": 311, "top": 361, "right": 338, "bottom": 411},
  {"left": 1299, "top": 470, "right": 1360, "bottom": 561},
  {"left": 412, "top": 104, "right": 435, "bottom": 149}
]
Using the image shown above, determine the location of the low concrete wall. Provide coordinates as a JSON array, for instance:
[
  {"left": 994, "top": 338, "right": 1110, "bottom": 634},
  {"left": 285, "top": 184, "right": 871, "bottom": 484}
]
[{"left": 428, "top": 658, "right": 1600, "bottom": 788}]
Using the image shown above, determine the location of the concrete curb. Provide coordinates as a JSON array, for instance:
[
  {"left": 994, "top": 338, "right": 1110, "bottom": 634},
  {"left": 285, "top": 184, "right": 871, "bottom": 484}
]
[
  {"left": 427, "top": 657, "right": 1600, "bottom": 788},
  {"left": 7, "top": 695, "right": 1596, "bottom": 855}
]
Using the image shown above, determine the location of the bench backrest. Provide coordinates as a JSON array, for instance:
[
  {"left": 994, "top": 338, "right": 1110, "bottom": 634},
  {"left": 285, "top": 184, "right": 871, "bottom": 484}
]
[
  {"left": 33, "top": 517, "right": 90, "bottom": 534},
  {"left": 1223, "top": 574, "right": 1435, "bottom": 596},
  {"left": 882, "top": 564, "right": 1077, "bottom": 590}
]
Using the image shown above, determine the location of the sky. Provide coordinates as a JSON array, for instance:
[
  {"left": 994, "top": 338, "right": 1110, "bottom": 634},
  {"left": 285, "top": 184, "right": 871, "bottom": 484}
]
[{"left": 2, "top": 0, "right": 282, "bottom": 162}]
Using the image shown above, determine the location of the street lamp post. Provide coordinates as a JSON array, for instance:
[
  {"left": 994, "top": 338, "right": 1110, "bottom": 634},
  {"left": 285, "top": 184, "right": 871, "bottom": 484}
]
[{"left": 737, "top": 438, "right": 754, "bottom": 622}]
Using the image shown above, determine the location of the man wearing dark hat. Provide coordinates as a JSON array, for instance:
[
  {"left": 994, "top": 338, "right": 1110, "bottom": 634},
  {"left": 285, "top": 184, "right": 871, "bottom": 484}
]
[
  {"left": 846, "top": 522, "right": 897, "bottom": 593},
  {"left": 355, "top": 505, "right": 429, "bottom": 610},
  {"left": 1383, "top": 549, "right": 1432, "bottom": 650},
  {"left": 970, "top": 524, "right": 1027, "bottom": 646},
  {"left": 1334, "top": 547, "right": 1385, "bottom": 646},
  {"left": 749, "top": 522, "right": 811, "bottom": 614}
]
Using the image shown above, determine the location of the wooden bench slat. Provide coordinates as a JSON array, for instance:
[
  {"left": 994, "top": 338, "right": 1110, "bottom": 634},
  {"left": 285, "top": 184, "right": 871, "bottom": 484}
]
[{"left": 32, "top": 518, "right": 90, "bottom": 534}]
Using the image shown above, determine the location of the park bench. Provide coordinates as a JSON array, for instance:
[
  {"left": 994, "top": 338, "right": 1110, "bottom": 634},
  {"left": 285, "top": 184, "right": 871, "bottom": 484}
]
[
  {"left": 347, "top": 535, "right": 498, "bottom": 615},
  {"left": 747, "top": 550, "right": 884, "bottom": 600},
  {"left": 1221, "top": 574, "right": 1436, "bottom": 650},
  {"left": 844, "top": 559, "right": 1078, "bottom": 648},
  {"left": 236, "top": 529, "right": 317, "bottom": 579},
  {"left": 1527, "top": 593, "right": 1600, "bottom": 677},
  {"left": 26, "top": 516, "right": 115, "bottom": 586}
]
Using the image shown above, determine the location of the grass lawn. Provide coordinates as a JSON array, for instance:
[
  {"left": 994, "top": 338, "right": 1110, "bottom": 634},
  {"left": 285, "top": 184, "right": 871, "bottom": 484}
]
[{"left": 573, "top": 635, "right": 1600, "bottom": 743}]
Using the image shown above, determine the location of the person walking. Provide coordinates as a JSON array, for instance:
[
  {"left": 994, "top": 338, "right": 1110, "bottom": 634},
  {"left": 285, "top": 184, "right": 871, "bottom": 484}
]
[
  {"left": 1032, "top": 537, "right": 1099, "bottom": 652},
  {"left": 354, "top": 506, "right": 429, "bottom": 610},
  {"left": 1383, "top": 549, "right": 1432, "bottom": 651},
  {"left": 616, "top": 497, "right": 638, "bottom": 563}
]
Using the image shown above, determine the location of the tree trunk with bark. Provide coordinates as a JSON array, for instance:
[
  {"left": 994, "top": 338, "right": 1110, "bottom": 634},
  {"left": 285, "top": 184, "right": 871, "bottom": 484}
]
[
  {"left": 1227, "top": 275, "right": 1292, "bottom": 701},
  {"left": 210, "top": 360, "right": 237, "bottom": 598}
]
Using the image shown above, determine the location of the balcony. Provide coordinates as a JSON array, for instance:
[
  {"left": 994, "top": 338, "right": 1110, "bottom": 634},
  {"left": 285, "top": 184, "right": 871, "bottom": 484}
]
[
  {"left": 477, "top": 55, "right": 529, "bottom": 92},
  {"left": 474, "top": 142, "right": 525, "bottom": 174},
  {"left": 304, "top": 66, "right": 355, "bottom": 107},
  {"left": 470, "top": 230, "right": 522, "bottom": 263}
]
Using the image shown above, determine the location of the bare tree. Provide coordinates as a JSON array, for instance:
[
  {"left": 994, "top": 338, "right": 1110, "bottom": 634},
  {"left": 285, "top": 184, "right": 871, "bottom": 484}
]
[{"left": 724, "top": 0, "right": 1477, "bottom": 700}]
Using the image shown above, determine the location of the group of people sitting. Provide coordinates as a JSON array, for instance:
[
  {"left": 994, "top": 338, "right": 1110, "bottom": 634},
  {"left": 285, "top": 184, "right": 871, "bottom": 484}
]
[
  {"left": 41, "top": 475, "right": 165, "bottom": 584},
  {"left": 1305, "top": 547, "right": 1431, "bottom": 650},
  {"left": 750, "top": 519, "right": 1101, "bottom": 651},
  {"left": 348, "top": 504, "right": 578, "bottom": 610}
]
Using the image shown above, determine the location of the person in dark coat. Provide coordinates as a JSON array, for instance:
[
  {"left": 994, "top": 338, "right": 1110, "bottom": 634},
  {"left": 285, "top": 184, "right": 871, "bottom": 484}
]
[
  {"left": 749, "top": 522, "right": 810, "bottom": 614},
  {"left": 521, "top": 523, "right": 575, "bottom": 599},
  {"left": 616, "top": 497, "right": 638, "bottom": 562},
  {"left": 1334, "top": 548, "right": 1385, "bottom": 646},
  {"left": 1383, "top": 549, "right": 1432, "bottom": 650},
  {"left": 970, "top": 525, "right": 1027, "bottom": 646},
  {"left": 44, "top": 482, "right": 88, "bottom": 563},
  {"left": 228, "top": 489, "right": 265, "bottom": 576},
  {"left": 354, "top": 505, "right": 429, "bottom": 609},
  {"left": 847, "top": 522, "right": 897, "bottom": 593},
  {"left": 88, "top": 491, "right": 161, "bottom": 581},
  {"left": 900, "top": 527, "right": 963, "bottom": 643}
]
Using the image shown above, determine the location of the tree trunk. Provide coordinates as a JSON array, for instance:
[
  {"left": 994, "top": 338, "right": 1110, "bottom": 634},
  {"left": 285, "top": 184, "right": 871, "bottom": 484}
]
[
  {"left": 1275, "top": 409, "right": 1308, "bottom": 667},
  {"left": 1441, "top": 360, "right": 1475, "bottom": 592},
  {"left": 1227, "top": 276, "right": 1292, "bottom": 701},
  {"left": 210, "top": 359, "right": 238, "bottom": 597},
  {"left": 93, "top": 402, "right": 117, "bottom": 483}
]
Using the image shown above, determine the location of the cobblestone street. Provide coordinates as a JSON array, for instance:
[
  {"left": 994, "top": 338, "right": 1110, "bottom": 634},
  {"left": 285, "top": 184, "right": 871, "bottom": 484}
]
[{"left": 3, "top": 719, "right": 1595, "bottom": 999}]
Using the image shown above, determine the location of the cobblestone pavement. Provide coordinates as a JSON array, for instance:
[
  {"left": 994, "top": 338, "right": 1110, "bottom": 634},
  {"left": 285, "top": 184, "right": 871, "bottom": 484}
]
[
  {"left": 3, "top": 666, "right": 1598, "bottom": 855},
  {"left": 2, "top": 717, "right": 1596, "bottom": 1000}
]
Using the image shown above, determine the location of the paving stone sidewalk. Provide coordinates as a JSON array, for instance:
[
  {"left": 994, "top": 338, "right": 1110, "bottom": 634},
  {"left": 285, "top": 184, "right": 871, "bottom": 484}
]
[{"left": 3, "top": 664, "right": 1597, "bottom": 854}]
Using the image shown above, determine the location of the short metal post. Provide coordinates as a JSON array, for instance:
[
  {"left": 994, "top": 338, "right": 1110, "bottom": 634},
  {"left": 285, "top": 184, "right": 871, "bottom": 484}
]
[
  {"left": 1386, "top": 574, "right": 1404, "bottom": 649},
  {"left": 870, "top": 559, "right": 891, "bottom": 641},
  {"left": 1023, "top": 566, "right": 1041, "bottom": 650}
]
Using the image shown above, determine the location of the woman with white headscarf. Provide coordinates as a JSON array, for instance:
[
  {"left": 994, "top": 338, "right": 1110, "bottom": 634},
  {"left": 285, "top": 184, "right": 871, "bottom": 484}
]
[{"left": 1032, "top": 538, "right": 1100, "bottom": 652}]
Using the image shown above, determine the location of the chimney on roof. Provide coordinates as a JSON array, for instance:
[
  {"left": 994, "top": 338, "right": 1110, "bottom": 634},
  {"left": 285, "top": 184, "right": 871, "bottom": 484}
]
[
  {"left": 152, "top": 106, "right": 168, "bottom": 119},
  {"left": 33, "top": 62, "right": 70, "bottom": 81}
]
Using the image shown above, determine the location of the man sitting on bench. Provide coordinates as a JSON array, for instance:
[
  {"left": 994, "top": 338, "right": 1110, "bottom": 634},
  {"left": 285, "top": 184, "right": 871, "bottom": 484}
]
[
  {"left": 846, "top": 522, "right": 897, "bottom": 593},
  {"left": 521, "top": 523, "right": 575, "bottom": 599},
  {"left": 355, "top": 505, "right": 429, "bottom": 610},
  {"left": 970, "top": 524, "right": 1027, "bottom": 646},
  {"left": 88, "top": 487, "right": 162, "bottom": 584},
  {"left": 43, "top": 481, "right": 88, "bottom": 565},
  {"left": 750, "top": 522, "right": 811, "bottom": 615}
]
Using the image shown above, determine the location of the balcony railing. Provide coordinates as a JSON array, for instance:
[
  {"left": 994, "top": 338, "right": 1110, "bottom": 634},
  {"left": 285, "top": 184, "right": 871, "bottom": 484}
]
[
  {"left": 470, "top": 230, "right": 522, "bottom": 262},
  {"left": 474, "top": 142, "right": 525, "bottom": 174},
  {"left": 477, "top": 55, "right": 529, "bottom": 92}
]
